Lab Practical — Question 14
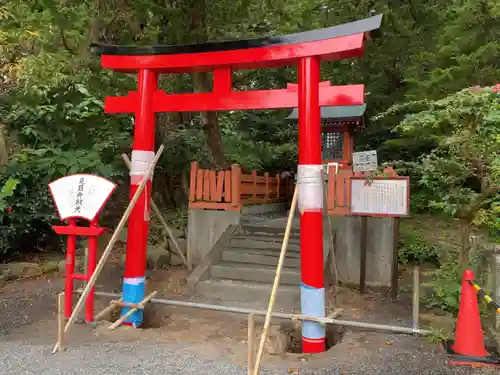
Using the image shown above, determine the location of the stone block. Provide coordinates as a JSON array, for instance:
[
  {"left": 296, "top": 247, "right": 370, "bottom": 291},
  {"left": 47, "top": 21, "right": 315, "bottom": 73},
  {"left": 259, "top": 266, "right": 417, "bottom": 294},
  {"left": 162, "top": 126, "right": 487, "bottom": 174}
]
[
  {"left": 2, "top": 262, "right": 41, "bottom": 279},
  {"left": 40, "top": 260, "right": 59, "bottom": 274},
  {"left": 169, "top": 227, "right": 185, "bottom": 239},
  {"left": 168, "top": 237, "right": 186, "bottom": 252},
  {"left": 146, "top": 246, "right": 171, "bottom": 270},
  {"left": 263, "top": 324, "right": 288, "bottom": 355},
  {"left": 57, "top": 257, "right": 83, "bottom": 274}
]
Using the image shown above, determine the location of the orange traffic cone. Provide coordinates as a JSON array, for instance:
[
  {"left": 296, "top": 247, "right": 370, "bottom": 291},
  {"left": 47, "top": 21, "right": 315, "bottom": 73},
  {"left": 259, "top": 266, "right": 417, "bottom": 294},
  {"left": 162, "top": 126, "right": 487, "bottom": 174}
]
[{"left": 442, "top": 270, "right": 500, "bottom": 367}]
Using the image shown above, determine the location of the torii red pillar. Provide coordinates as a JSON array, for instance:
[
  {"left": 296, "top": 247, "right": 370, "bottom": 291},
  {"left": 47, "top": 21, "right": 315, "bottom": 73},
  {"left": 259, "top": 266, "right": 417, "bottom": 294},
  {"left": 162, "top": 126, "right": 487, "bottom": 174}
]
[
  {"left": 121, "top": 69, "right": 157, "bottom": 327},
  {"left": 297, "top": 57, "right": 325, "bottom": 352}
]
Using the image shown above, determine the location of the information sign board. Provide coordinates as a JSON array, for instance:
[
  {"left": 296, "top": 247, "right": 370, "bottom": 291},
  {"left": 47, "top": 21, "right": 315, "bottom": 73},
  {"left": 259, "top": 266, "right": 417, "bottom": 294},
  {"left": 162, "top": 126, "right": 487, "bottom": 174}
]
[
  {"left": 350, "top": 177, "right": 409, "bottom": 217},
  {"left": 353, "top": 150, "right": 378, "bottom": 173}
]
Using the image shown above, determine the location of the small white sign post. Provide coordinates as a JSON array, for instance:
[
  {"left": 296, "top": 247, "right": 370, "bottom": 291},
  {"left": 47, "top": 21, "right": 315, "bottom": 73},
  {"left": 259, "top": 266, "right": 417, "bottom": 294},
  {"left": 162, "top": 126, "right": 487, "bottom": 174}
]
[
  {"left": 49, "top": 174, "right": 117, "bottom": 221},
  {"left": 48, "top": 174, "right": 117, "bottom": 326},
  {"left": 353, "top": 150, "right": 378, "bottom": 173},
  {"left": 349, "top": 176, "right": 410, "bottom": 298}
]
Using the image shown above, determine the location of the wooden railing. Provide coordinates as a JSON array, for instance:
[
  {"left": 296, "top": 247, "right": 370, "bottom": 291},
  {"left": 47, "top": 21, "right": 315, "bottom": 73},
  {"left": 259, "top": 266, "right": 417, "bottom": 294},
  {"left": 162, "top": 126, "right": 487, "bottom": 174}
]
[{"left": 188, "top": 161, "right": 293, "bottom": 211}]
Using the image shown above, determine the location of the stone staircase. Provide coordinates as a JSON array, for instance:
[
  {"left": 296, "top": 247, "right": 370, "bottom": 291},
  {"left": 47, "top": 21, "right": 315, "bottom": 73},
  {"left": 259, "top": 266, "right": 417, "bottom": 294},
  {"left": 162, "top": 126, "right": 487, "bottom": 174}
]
[{"left": 189, "top": 223, "right": 302, "bottom": 309}]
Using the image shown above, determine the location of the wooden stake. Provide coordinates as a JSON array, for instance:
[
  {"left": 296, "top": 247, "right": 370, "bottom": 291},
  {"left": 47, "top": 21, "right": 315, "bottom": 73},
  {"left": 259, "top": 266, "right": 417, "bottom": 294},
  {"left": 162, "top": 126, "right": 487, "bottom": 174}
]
[
  {"left": 412, "top": 265, "right": 420, "bottom": 330},
  {"left": 94, "top": 298, "right": 122, "bottom": 321},
  {"left": 359, "top": 216, "right": 368, "bottom": 294},
  {"left": 108, "top": 291, "right": 158, "bottom": 330},
  {"left": 391, "top": 218, "right": 400, "bottom": 300},
  {"left": 52, "top": 145, "right": 164, "bottom": 354},
  {"left": 252, "top": 185, "right": 298, "bottom": 375},
  {"left": 322, "top": 173, "right": 338, "bottom": 287},
  {"left": 247, "top": 314, "right": 255, "bottom": 375},
  {"left": 122, "top": 153, "right": 189, "bottom": 270},
  {"left": 57, "top": 292, "right": 64, "bottom": 353}
]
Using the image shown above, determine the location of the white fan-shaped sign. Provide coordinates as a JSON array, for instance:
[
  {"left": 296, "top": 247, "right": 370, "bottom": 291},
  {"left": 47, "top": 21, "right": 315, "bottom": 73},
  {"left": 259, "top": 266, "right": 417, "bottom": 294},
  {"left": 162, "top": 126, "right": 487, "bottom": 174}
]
[{"left": 49, "top": 174, "right": 116, "bottom": 221}]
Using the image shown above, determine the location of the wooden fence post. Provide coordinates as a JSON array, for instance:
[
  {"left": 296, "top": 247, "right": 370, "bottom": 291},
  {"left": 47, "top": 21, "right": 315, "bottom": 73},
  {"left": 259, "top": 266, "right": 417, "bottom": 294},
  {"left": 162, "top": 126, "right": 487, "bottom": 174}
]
[
  {"left": 264, "top": 173, "right": 269, "bottom": 203},
  {"left": 202, "top": 170, "right": 210, "bottom": 201},
  {"left": 189, "top": 161, "right": 199, "bottom": 203},
  {"left": 251, "top": 170, "right": 257, "bottom": 202},
  {"left": 231, "top": 164, "right": 241, "bottom": 208},
  {"left": 276, "top": 174, "right": 281, "bottom": 200}
]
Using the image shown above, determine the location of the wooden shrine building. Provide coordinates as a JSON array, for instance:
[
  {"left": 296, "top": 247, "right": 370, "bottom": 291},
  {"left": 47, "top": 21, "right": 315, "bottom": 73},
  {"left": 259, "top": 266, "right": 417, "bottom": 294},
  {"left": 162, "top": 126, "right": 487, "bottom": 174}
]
[{"left": 286, "top": 103, "right": 366, "bottom": 168}]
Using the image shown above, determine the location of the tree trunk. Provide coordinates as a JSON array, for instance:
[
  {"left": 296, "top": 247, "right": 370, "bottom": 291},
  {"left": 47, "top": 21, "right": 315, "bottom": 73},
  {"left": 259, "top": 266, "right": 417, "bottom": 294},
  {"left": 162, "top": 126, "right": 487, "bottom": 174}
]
[
  {"left": 459, "top": 223, "right": 472, "bottom": 270},
  {"left": 192, "top": 71, "right": 228, "bottom": 168},
  {"left": 184, "top": 0, "right": 228, "bottom": 168},
  {"left": 0, "top": 124, "right": 8, "bottom": 167}
]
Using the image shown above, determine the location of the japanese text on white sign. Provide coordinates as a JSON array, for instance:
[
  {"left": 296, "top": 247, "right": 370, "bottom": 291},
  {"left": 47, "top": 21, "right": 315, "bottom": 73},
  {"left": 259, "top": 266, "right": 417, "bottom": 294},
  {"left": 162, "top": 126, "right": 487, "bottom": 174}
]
[
  {"left": 49, "top": 174, "right": 116, "bottom": 221},
  {"left": 350, "top": 178, "right": 409, "bottom": 217},
  {"left": 353, "top": 150, "right": 378, "bottom": 173}
]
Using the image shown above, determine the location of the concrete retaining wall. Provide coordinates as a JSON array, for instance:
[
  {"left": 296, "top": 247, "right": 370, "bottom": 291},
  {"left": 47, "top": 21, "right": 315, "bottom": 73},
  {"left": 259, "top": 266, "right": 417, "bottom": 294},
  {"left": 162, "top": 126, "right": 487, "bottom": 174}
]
[
  {"left": 188, "top": 203, "right": 288, "bottom": 267},
  {"left": 241, "top": 202, "right": 288, "bottom": 216},
  {"left": 187, "top": 209, "right": 240, "bottom": 267},
  {"left": 335, "top": 216, "right": 395, "bottom": 287}
]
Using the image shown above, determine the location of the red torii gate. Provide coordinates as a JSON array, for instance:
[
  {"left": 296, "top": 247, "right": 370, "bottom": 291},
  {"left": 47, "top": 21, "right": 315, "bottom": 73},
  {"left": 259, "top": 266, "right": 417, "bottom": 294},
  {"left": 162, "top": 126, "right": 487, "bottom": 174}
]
[{"left": 91, "top": 14, "right": 382, "bottom": 353}]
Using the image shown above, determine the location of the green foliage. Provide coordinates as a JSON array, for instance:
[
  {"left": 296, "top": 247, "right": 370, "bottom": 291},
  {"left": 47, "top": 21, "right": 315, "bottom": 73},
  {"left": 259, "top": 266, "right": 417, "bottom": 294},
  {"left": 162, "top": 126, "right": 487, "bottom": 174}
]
[
  {"left": 425, "top": 327, "right": 449, "bottom": 345},
  {"left": 378, "top": 87, "right": 500, "bottom": 240},
  {"left": 0, "top": 178, "right": 19, "bottom": 212},
  {"left": 0, "top": 79, "right": 129, "bottom": 260},
  {"left": 405, "top": 0, "right": 500, "bottom": 99},
  {"left": 0, "top": 0, "right": 498, "bottom": 271},
  {"left": 423, "top": 260, "right": 463, "bottom": 314},
  {"left": 398, "top": 232, "right": 440, "bottom": 266}
]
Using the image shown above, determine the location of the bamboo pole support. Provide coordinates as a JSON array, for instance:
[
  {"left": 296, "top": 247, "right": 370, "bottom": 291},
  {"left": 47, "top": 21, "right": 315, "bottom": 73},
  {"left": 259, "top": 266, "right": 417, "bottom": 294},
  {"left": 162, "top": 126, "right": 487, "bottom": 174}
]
[
  {"left": 247, "top": 314, "right": 255, "bottom": 375},
  {"left": 108, "top": 291, "right": 158, "bottom": 330},
  {"left": 52, "top": 145, "right": 165, "bottom": 354},
  {"left": 110, "top": 300, "right": 144, "bottom": 309},
  {"left": 78, "top": 288, "right": 433, "bottom": 335},
  {"left": 121, "top": 153, "right": 189, "bottom": 269},
  {"left": 252, "top": 184, "right": 298, "bottom": 375},
  {"left": 57, "top": 292, "right": 64, "bottom": 353},
  {"left": 94, "top": 298, "right": 122, "bottom": 321}
]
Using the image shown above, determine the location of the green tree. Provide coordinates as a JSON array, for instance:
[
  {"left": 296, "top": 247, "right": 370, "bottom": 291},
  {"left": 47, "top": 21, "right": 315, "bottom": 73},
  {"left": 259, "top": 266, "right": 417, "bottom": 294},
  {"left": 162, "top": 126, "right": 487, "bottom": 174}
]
[
  {"left": 378, "top": 85, "right": 500, "bottom": 265},
  {"left": 405, "top": 0, "right": 500, "bottom": 99}
]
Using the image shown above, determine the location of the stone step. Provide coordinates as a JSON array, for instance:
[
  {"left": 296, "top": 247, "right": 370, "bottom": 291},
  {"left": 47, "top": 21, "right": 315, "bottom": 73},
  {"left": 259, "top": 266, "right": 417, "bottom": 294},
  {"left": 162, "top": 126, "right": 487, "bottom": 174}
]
[
  {"left": 240, "top": 225, "right": 300, "bottom": 238},
  {"left": 235, "top": 248, "right": 301, "bottom": 258},
  {"left": 233, "top": 233, "right": 301, "bottom": 242},
  {"left": 230, "top": 236, "right": 300, "bottom": 251},
  {"left": 221, "top": 249, "right": 301, "bottom": 268},
  {"left": 195, "top": 279, "right": 300, "bottom": 309},
  {"left": 210, "top": 262, "right": 301, "bottom": 285}
]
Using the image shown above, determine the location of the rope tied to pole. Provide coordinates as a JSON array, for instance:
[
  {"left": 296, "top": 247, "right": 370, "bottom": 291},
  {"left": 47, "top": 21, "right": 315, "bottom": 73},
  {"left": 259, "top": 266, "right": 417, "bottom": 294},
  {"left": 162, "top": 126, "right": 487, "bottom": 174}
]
[{"left": 468, "top": 280, "right": 500, "bottom": 315}]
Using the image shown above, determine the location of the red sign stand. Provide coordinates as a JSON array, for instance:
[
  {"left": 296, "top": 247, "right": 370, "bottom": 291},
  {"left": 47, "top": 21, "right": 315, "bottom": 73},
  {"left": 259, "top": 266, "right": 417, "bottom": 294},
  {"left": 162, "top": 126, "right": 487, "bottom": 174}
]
[
  {"left": 48, "top": 174, "right": 117, "bottom": 323},
  {"left": 52, "top": 220, "right": 107, "bottom": 322}
]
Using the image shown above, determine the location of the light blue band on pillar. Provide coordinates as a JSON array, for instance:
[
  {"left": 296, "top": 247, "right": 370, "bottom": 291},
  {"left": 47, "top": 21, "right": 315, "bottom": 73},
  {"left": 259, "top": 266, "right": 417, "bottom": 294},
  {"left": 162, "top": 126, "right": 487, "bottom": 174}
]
[
  {"left": 121, "top": 276, "right": 146, "bottom": 327},
  {"left": 300, "top": 282, "right": 325, "bottom": 340}
]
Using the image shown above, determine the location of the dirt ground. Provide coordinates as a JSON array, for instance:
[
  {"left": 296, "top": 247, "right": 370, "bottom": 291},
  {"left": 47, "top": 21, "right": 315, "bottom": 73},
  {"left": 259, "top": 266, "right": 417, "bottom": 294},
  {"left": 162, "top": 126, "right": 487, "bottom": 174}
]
[{"left": 1, "top": 261, "right": 470, "bottom": 374}]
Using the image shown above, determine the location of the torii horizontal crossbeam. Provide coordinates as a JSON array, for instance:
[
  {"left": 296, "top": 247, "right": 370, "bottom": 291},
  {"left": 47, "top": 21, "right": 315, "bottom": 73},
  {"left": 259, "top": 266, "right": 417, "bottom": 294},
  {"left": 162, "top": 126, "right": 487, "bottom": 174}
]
[{"left": 105, "top": 84, "right": 364, "bottom": 113}]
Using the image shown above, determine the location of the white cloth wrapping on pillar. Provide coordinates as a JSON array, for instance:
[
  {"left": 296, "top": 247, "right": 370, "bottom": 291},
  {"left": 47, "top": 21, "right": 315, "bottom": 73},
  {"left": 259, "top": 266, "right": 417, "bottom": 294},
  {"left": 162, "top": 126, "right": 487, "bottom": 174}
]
[
  {"left": 297, "top": 164, "right": 323, "bottom": 213},
  {"left": 130, "top": 150, "right": 155, "bottom": 181}
]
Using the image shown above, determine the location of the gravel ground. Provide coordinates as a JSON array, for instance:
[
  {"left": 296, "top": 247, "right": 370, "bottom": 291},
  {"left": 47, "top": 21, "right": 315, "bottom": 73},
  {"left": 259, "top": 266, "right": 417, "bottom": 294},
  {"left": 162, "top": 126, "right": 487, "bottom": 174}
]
[
  {"left": 1, "top": 277, "right": 494, "bottom": 375},
  {"left": 0, "top": 340, "right": 493, "bottom": 375},
  {"left": 0, "top": 211, "right": 495, "bottom": 375}
]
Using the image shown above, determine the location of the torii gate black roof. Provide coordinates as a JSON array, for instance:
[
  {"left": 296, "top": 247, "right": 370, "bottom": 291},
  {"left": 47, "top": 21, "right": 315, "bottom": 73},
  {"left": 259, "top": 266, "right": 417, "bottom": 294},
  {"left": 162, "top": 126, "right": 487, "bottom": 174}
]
[{"left": 90, "top": 15, "right": 382, "bottom": 56}]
